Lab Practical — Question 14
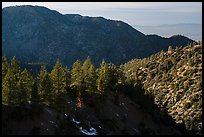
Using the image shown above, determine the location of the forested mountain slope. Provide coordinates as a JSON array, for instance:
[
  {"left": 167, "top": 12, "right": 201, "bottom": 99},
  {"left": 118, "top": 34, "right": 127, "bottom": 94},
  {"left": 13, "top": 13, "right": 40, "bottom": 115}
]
[
  {"left": 122, "top": 42, "right": 202, "bottom": 134},
  {"left": 2, "top": 56, "right": 181, "bottom": 135},
  {"left": 2, "top": 5, "right": 195, "bottom": 67},
  {"left": 2, "top": 42, "right": 202, "bottom": 135}
]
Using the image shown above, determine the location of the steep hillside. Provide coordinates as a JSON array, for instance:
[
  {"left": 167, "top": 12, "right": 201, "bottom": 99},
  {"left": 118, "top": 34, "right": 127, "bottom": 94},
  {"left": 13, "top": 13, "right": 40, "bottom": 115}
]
[
  {"left": 2, "top": 5, "right": 195, "bottom": 67},
  {"left": 2, "top": 42, "right": 201, "bottom": 135},
  {"left": 122, "top": 42, "right": 202, "bottom": 134},
  {"left": 2, "top": 91, "right": 181, "bottom": 135}
]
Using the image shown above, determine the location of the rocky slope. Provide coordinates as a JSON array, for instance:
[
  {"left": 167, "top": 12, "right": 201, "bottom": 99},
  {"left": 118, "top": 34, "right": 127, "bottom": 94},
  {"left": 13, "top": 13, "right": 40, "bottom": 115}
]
[
  {"left": 122, "top": 42, "right": 202, "bottom": 134},
  {"left": 2, "top": 91, "right": 181, "bottom": 135},
  {"left": 2, "top": 5, "right": 195, "bottom": 67}
]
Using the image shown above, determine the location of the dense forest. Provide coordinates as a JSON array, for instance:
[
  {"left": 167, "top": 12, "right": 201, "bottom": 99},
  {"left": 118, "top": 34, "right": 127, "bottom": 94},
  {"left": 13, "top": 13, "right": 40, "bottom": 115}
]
[
  {"left": 2, "top": 55, "right": 127, "bottom": 135},
  {"left": 2, "top": 55, "right": 124, "bottom": 106},
  {"left": 122, "top": 42, "right": 202, "bottom": 134},
  {"left": 2, "top": 42, "right": 202, "bottom": 135}
]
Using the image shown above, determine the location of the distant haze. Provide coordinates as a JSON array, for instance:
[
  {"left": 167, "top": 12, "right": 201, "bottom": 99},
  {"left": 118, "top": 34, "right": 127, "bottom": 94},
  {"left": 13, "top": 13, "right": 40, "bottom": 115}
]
[{"left": 134, "top": 24, "right": 202, "bottom": 41}]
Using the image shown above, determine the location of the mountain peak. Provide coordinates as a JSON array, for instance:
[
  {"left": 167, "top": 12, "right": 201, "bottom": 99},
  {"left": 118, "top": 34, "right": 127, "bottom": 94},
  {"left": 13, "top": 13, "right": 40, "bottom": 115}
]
[{"left": 3, "top": 5, "right": 50, "bottom": 12}]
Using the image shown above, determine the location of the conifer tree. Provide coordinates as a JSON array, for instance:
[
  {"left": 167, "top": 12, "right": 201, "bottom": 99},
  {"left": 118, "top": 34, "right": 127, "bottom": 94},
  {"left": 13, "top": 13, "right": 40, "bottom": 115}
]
[
  {"left": 16, "top": 69, "right": 34, "bottom": 105},
  {"left": 81, "top": 56, "right": 97, "bottom": 94},
  {"left": 64, "top": 66, "right": 71, "bottom": 90},
  {"left": 2, "top": 57, "right": 22, "bottom": 105},
  {"left": 50, "top": 59, "right": 67, "bottom": 111},
  {"left": 2, "top": 57, "right": 34, "bottom": 106},
  {"left": 85, "top": 64, "right": 97, "bottom": 94},
  {"left": 96, "top": 60, "right": 111, "bottom": 94},
  {"left": 81, "top": 56, "right": 92, "bottom": 78},
  {"left": 38, "top": 65, "right": 53, "bottom": 106},
  {"left": 71, "top": 60, "right": 83, "bottom": 91},
  {"left": 108, "top": 63, "right": 120, "bottom": 88},
  {"left": 10, "top": 56, "right": 21, "bottom": 75},
  {"left": 2, "top": 68, "right": 15, "bottom": 105},
  {"left": 2, "top": 56, "right": 9, "bottom": 80}
]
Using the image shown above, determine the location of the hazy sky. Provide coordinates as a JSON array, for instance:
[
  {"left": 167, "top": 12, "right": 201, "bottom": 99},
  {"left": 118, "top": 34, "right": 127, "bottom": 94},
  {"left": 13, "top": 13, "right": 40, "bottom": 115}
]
[{"left": 2, "top": 2, "right": 202, "bottom": 26}]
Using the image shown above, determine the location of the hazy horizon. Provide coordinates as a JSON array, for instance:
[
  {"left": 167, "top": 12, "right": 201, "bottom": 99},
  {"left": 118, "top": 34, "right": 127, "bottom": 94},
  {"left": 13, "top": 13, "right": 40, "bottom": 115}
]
[
  {"left": 134, "top": 24, "right": 202, "bottom": 41},
  {"left": 2, "top": 2, "right": 202, "bottom": 26}
]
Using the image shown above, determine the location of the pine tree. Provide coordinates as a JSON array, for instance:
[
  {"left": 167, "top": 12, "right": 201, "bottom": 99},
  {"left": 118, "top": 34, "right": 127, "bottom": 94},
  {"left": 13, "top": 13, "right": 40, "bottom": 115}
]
[
  {"left": 2, "top": 57, "right": 22, "bottom": 105},
  {"left": 71, "top": 60, "right": 83, "bottom": 91},
  {"left": 2, "top": 56, "right": 9, "bottom": 80},
  {"left": 10, "top": 56, "right": 21, "bottom": 75},
  {"left": 50, "top": 59, "right": 67, "bottom": 111},
  {"left": 85, "top": 64, "right": 97, "bottom": 94},
  {"left": 16, "top": 69, "right": 34, "bottom": 105},
  {"left": 38, "top": 65, "right": 53, "bottom": 106},
  {"left": 81, "top": 56, "right": 92, "bottom": 78},
  {"left": 96, "top": 60, "right": 111, "bottom": 94},
  {"left": 108, "top": 63, "right": 122, "bottom": 89},
  {"left": 64, "top": 66, "right": 71, "bottom": 92},
  {"left": 2, "top": 68, "right": 15, "bottom": 105},
  {"left": 81, "top": 57, "right": 97, "bottom": 95}
]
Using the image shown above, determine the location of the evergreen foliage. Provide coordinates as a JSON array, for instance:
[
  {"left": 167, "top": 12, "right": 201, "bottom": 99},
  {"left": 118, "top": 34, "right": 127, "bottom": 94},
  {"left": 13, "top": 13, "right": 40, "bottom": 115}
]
[
  {"left": 2, "top": 56, "right": 9, "bottom": 80},
  {"left": 2, "top": 42, "right": 202, "bottom": 135},
  {"left": 16, "top": 69, "right": 34, "bottom": 105},
  {"left": 96, "top": 60, "right": 111, "bottom": 94},
  {"left": 82, "top": 56, "right": 97, "bottom": 95},
  {"left": 71, "top": 60, "right": 83, "bottom": 91},
  {"left": 2, "top": 57, "right": 34, "bottom": 106},
  {"left": 122, "top": 42, "right": 202, "bottom": 135},
  {"left": 38, "top": 65, "right": 53, "bottom": 106},
  {"left": 50, "top": 59, "right": 68, "bottom": 111}
]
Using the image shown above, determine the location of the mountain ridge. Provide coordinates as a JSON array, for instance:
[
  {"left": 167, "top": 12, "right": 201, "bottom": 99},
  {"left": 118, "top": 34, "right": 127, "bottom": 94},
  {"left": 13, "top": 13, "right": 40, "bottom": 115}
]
[
  {"left": 122, "top": 42, "right": 202, "bottom": 135},
  {"left": 2, "top": 5, "right": 196, "bottom": 67}
]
